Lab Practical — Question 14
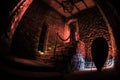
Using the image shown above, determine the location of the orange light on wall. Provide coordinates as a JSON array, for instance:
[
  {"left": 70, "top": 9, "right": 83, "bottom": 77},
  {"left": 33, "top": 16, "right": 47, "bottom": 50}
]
[{"left": 63, "top": 23, "right": 70, "bottom": 43}]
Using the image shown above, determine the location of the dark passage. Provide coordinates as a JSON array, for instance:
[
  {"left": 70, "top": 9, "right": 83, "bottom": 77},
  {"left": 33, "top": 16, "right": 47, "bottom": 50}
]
[
  {"left": 38, "top": 23, "right": 48, "bottom": 52},
  {"left": 91, "top": 37, "right": 108, "bottom": 71}
]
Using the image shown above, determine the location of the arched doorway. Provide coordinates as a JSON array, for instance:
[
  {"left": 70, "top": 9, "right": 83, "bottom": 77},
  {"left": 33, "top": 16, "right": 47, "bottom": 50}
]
[
  {"left": 91, "top": 37, "right": 108, "bottom": 71},
  {"left": 38, "top": 23, "right": 49, "bottom": 52}
]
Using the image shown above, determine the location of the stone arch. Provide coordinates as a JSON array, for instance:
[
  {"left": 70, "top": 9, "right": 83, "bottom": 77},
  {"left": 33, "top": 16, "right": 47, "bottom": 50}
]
[
  {"left": 8, "top": 0, "right": 33, "bottom": 45},
  {"left": 10, "top": 0, "right": 51, "bottom": 59}
]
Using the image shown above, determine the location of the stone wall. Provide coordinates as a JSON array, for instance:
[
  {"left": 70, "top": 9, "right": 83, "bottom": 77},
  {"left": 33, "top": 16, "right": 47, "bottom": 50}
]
[
  {"left": 10, "top": 1, "right": 115, "bottom": 60},
  {"left": 10, "top": 0, "right": 66, "bottom": 59},
  {"left": 11, "top": 1, "right": 51, "bottom": 59},
  {"left": 78, "top": 7, "right": 111, "bottom": 60}
]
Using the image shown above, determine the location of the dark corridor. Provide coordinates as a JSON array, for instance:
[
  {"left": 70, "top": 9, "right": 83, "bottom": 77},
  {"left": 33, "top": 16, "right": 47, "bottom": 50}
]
[{"left": 91, "top": 37, "right": 108, "bottom": 71}]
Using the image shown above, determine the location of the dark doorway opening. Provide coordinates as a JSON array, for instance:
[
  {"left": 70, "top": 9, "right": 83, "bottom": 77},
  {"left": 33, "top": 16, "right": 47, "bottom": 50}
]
[
  {"left": 38, "top": 23, "right": 48, "bottom": 52},
  {"left": 91, "top": 37, "right": 108, "bottom": 71}
]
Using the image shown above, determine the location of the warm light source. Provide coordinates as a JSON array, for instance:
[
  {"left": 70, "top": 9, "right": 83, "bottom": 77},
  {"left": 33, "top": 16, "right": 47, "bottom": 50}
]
[
  {"left": 38, "top": 51, "right": 44, "bottom": 55},
  {"left": 48, "top": 47, "right": 52, "bottom": 50}
]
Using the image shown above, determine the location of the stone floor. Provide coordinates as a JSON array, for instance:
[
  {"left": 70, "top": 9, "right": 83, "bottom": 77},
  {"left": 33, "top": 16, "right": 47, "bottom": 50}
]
[{"left": 0, "top": 56, "right": 119, "bottom": 80}]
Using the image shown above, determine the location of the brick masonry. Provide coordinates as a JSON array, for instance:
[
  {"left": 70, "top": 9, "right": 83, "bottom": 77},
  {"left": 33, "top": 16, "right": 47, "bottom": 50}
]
[{"left": 10, "top": 1, "right": 115, "bottom": 60}]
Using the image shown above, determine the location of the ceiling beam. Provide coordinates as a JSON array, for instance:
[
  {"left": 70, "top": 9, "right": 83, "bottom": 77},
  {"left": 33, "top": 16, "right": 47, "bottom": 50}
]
[{"left": 42, "top": 0, "right": 95, "bottom": 17}]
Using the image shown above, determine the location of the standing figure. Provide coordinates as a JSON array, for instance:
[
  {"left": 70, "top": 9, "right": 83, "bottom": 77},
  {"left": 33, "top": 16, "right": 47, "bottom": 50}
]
[{"left": 57, "top": 18, "right": 86, "bottom": 72}]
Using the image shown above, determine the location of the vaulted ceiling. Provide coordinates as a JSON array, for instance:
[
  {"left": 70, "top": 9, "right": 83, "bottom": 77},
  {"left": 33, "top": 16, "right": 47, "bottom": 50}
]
[{"left": 42, "top": 0, "right": 95, "bottom": 17}]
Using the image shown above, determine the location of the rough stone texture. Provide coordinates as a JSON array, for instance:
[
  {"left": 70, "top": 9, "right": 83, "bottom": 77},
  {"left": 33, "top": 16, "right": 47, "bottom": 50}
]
[
  {"left": 10, "top": 1, "right": 115, "bottom": 60},
  {"left": 9, "top": 0, "right": 66, "bottom": 59},
  {"left": 45, "top": 11, "right": 66, "bottom": 54},
  {"left": 11, "top": 1, "right": 50, "bottom": 59},
  {"left": 78, "top": 7, "right": 111, "bottom": 60}
]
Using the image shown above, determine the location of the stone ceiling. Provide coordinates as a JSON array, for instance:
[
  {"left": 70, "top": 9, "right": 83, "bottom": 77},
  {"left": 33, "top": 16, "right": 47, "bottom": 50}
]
[{"left": 42, "top": 0, "right": 95, "bottom": 17}]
